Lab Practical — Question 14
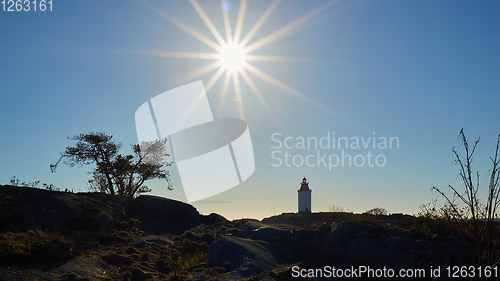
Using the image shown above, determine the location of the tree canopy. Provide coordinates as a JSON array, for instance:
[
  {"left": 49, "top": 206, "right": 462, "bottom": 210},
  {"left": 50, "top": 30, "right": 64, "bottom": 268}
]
[
  {"left": 364, "top": 207, "right": 389, "bottom": 216},
  {"left": 51, "top": 132, "right": 172, "bottom": 198}
]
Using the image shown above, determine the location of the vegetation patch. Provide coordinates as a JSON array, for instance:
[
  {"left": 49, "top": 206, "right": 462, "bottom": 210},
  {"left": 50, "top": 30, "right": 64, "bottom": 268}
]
[{"left": 0, "top": 230, "right": 73, "bottom": 263}]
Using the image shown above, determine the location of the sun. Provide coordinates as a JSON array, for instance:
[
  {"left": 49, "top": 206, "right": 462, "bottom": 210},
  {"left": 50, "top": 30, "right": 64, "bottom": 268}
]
[
  {"left": 219, "top": 42, "right": 246, "bottom": 72},
  {"left": 142, "top": 0, "right": 334, "bottom": 120}
]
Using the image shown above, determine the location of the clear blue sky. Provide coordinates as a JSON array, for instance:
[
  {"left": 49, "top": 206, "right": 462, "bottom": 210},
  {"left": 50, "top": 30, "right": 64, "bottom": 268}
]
[{"left": 1, "top": 0, "right": 500, "bottom": 219}]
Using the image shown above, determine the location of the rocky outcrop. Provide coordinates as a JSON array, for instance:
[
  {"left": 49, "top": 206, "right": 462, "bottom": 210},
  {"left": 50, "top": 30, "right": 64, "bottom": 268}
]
[
  {"left": 0, "top": 186, "right": 124, "bottom": 234},
  {"left": 207, "top": 220, "right": 475, "bottom": 279},
  {"left": 0, "top": 185, "right": 478, "bottom": 280},
  {"left": 0, "top": 185, "right": 226, "bottom": 236}
]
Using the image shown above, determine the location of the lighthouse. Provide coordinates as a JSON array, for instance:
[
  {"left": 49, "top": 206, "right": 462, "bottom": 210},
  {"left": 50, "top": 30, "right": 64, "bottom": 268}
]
[{"left": 298, "top": 177, "right": 312, "bottom": 213}]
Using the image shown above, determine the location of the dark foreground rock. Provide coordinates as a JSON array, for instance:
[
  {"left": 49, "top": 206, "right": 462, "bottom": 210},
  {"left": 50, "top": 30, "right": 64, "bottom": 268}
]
[
  {"left": 0, "top": 185, "right": 477, "bottom": 280},
  {"left": 206, "top": 220, "right": 475, "bottom": 280}
]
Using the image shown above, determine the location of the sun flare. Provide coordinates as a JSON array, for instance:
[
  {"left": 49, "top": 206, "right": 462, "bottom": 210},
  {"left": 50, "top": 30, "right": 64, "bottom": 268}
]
[
  {"left": 142, "top": 0, "right": 334, "bottom": 120},
  {"left": 219, "top": 43, "right": 246, "bottom": 72}
]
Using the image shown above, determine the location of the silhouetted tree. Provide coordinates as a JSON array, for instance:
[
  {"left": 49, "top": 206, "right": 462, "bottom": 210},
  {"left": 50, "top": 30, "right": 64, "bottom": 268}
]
[
  {"left": 364, "top": 207, "right": 388, "bottom": 216},
  {"left": 51, "top": 132, "right": 172, "bottom": 198},
  {"left": 431, "top": 128, "right": 500, "bottom": 269},
  {"left": 328, "top": 204, "right": 345, "bottom": 212}
]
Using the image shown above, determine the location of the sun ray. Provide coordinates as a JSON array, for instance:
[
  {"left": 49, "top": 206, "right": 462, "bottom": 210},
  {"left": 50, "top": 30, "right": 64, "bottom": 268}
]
[
  {"left": 205, "top": 66, "right": 226, "bottom": 93},
  {"left": 239, "top": 0, "right": 280, "bottom": 48},
  {"left": 245, "top": 55, "right": 310, "bottom": 62},
  {"left": 142, "top": 51, "right": 220, "bottom": 60},
  {"left": 239, "top": 68, "right": 281, "bottom": 125},
  {"left": 177, "top": 87, "right": 212, "bottom": 135},
  {"left": 166, "top": 18, "right": 221, "bottom": 52},
  {"left": 139, "top": 1, "right": 222, "bottom": 52},
  {"left": 221, "top": 0, "right": 233, "bottom": 43},
  {"left": 243, "top": 1, "right": 335, "bottom": 54},
  {"left": 233, "top": 0, "right": 247, "bottom": 43},
  {"left": 232, "top": 71, "right": 246, "bottom": 120},
  {"left": 189, "top": 0, "right": 227, "bottom": 47},
  {"left": 218, "top": 71, "right": 232, "bottom": 116},
  {"left": 243, "top": 63, "right": 329, "bottom": 111},
  {"left": 181, "top": 61, "right": 222, "bottom": 83}
]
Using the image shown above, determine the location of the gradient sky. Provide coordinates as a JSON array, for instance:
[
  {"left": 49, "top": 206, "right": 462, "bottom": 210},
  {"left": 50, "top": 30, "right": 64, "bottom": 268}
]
[{"left": 1, "top": 0, "right": 500, "bottom": 220}]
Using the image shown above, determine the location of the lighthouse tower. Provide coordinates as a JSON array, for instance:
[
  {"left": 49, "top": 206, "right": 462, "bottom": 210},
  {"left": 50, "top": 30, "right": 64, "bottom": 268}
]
[{"left": 298, "top": 177, "right": 312, "bottom": 213}]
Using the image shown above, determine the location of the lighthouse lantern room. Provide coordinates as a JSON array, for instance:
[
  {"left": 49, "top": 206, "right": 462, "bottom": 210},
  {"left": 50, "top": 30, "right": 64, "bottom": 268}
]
[{"left": 298, "top": 177, "right": 312, "bottom": 213}]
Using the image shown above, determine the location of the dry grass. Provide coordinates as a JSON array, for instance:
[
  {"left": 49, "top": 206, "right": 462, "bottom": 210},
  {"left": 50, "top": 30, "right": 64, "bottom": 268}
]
[{"left": 0, "top": 229, "right": 73, "bottom": 263}]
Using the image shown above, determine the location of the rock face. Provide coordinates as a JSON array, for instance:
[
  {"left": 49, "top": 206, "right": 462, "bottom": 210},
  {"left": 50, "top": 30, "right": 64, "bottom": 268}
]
[{"left": 0, "top": 185, "right": 226, "bottom": 235}]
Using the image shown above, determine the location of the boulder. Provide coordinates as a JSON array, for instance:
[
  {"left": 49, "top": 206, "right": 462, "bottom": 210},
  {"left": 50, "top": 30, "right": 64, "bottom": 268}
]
[
  {"left": 208, "top": 235, "right": 278, "bottom": 279},
  {"left": 202, "top": 213, "right": 227, "bottom": 225},
  {"left": 134, "top": 195, "right": 201, "bottom": 225},
  {"left": 88, "top": 211, "right": 114, "bottom": 233},
  {"left": 132, "top": 235, "right": 173, "bottom": 248},
  {"left": 243, "top": 225, "right": 294, "bottom": 243}
]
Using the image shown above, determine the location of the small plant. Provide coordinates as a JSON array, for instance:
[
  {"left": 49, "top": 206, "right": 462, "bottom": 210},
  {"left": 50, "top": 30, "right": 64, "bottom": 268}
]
[{"left": 8, "top": 176, "right": 62, "bottom": 191}]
